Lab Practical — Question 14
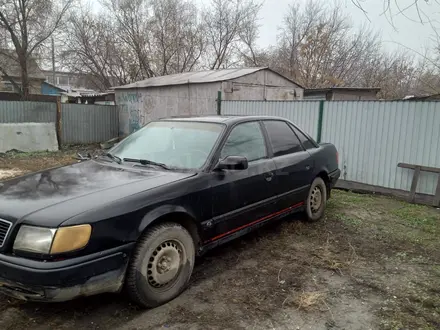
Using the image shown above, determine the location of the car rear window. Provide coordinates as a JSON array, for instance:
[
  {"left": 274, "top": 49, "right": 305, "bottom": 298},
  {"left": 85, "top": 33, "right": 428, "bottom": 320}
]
[
  {"left": 263, "top": 120, "right": 303, "bottom": 157},
  {"left": 289, "top": 124, "right": 317, "bottom": 150}
]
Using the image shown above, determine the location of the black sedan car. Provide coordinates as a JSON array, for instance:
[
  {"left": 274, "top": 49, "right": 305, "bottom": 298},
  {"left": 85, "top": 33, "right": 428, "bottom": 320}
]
[{"left": 0, "top": 115, "right": 340, "bottom": 308}]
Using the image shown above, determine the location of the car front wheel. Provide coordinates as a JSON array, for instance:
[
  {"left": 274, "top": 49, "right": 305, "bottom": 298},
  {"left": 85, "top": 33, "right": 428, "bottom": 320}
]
[
  {"left": 126, "top": 223, "right": 195, "bottom": 308},
  {"left": 305, "top": 177, "right": 327, "bottom": 222}
]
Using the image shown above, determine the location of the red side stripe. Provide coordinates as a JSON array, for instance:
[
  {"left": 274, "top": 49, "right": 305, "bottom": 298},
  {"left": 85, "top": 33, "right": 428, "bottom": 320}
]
[{"left": 205, "top": 202, "right": 304, "bottom": 243}]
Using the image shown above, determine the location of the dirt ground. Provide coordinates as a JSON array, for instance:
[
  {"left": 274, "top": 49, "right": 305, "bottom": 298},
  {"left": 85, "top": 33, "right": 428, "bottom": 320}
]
[
  {"left": 0, "top": 146, "right": 102, "bottom": 180},
  {"left": 1, "top": 150, "right": 440, "bottom": 330}
]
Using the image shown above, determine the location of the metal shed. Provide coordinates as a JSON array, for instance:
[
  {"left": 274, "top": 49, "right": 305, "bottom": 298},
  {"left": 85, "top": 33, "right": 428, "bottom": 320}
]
[{"left": 114, "top": 67, "right": 304, "bottom": 135}]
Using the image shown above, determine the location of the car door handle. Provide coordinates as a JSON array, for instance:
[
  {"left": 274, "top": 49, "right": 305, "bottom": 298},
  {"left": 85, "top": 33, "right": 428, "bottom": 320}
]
[
  {"left": 265, "top": 172, "right": 274, "bottom": 182},
  {"left": 305, "top": 165, "right": 311, "bottom": 171}
]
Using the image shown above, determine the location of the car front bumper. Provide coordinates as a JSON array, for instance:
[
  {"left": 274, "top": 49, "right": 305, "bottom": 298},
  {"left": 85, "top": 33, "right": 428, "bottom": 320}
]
[{"left": 0, "top": 243, "right": 134, "bottom": 302}]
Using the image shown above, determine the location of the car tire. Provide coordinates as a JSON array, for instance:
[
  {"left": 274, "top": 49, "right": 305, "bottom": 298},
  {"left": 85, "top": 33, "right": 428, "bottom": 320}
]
[
  {"left": 126, "top": 223, "right": 195, "bottom": 308},
  {"left": 305, "top": 177, "right": 327, "bottom": 222}
]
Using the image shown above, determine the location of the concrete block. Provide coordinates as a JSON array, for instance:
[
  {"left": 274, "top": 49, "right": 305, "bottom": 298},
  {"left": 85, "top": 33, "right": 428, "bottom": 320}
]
[{"left": 0, "top": 123, "right": 58, "bottom": 153}]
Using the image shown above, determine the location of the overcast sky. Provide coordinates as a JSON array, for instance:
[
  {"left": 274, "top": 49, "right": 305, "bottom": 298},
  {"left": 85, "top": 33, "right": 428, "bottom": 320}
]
[
  {"left": 253, "top": 0, "right": 438, "bottom": 54},
  {"left": 92, "top": 0, "right": 440, "bottom": 56}
]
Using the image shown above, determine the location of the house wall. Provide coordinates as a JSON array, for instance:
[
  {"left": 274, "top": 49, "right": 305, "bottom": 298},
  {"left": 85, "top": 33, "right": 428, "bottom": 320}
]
[
  {"left": 303, "top": 92, "right": 327, "bottom": 101},
  {"left": 115, "top": 83, "right": 221, "bottom": 136},
  {"left": 304, "top": 90, "right": 379, "bottom": 101},
  {"left": 0, "top": 79, "right": 43, "bottom": 94},
  {"left": 42, "top": 70, "right": 120, "bottom": 92},
  {"left": 331, "top": 91, "right": 378, "bottom": 101},
  {"left": 223, "top": 70, "right": 304, "bottom": 101},
  {"left": 116, "top": 69, "right": 305, "bottom": 136},
  {"left": 0, "top": 80, "right": 16, "bottom": 92},
  {"left": 29, "top": 80, "right": 43, "bottom": 94},
  {"left": 43, "top": 71, "right": 87, "bottom": 91}
]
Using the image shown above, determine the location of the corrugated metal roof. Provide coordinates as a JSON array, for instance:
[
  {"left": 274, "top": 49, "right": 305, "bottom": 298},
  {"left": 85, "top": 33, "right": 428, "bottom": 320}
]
[{"left": 115, "top": 67, "right": 269, "bottom": 90}]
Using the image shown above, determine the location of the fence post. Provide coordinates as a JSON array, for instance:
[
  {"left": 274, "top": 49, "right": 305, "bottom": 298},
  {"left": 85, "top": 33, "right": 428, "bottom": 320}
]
[
  {"left": 217, "top": 91, "right": 222, "bottom": 115},
  {"left": 56, "top": 97, "right": 62, "bottom": 148},
  {"left": 317, "top": 100, "right": 324, "bottom": 143}
]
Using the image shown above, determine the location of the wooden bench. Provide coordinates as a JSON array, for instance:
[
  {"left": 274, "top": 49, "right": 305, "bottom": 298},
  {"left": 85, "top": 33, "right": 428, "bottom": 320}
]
[{"left": 398, "top": 163, "right": 440, "bottom": 207}]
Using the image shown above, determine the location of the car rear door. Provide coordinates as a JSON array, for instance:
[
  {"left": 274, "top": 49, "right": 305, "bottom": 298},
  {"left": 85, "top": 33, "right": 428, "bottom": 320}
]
[
  {"left": 262, "top": 120, "right": 314, "bottom": 210},
  {"left": 205, "top": 121, "right": 278, "bottom": 242}
]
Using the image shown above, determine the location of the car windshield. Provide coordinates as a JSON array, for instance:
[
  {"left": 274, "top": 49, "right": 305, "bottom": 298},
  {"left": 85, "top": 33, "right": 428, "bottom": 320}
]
[{"left": 110, "top": 121, "right": 224, "bottom": 170}]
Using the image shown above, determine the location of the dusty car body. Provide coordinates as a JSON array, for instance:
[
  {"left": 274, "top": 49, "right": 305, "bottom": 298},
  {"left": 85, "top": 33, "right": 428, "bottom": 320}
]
[{"left": 0, "top": 115, "right": 340, "bottom": 307}]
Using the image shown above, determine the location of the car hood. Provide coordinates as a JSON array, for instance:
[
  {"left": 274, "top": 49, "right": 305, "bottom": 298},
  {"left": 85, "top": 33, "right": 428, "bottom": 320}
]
[{"left": 0, "top": 160, "right": 195, "bottom": 226}]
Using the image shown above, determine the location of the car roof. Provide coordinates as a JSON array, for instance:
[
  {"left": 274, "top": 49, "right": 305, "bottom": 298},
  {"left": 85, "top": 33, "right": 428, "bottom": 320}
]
[{"left": 160, "top": 115, "right": 289, "bottom": 125}]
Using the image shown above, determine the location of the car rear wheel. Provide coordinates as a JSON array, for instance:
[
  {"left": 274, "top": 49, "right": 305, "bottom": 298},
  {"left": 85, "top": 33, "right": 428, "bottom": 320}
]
[
  {"left": 305, "top": 177, "right": 327, "bottom": 222},
  {"left": 126, "top": 223, "right": 195, "bottom": 308}
]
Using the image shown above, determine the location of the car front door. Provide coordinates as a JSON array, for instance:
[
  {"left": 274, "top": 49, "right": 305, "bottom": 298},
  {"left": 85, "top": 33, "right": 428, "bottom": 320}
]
[
  {"left": 204, "top": 121, "right": 278, "bottom": 243},
  {"left": 262, "top": 120, "right": 314, "bottom": 211}
]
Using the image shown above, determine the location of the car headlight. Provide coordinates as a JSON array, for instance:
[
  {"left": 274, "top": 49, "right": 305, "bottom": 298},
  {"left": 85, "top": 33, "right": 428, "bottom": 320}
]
[{"left": 13, "top": 224, "right": 92, "bottom": 255}]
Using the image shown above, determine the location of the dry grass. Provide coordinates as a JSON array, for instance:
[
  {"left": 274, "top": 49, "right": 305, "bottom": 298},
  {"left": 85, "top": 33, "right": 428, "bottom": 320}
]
[
  {"left": 284, "top": 290, "right": 328, "bottom": 310},
  {"left": 0, "top": 150, "right": 77, "bottom": 178},
  {"left": 0, "top": 145, "right": 103, "bottom": 181},
  {"left": 0, "top": 169, "right": 24, "bottom": 180},
  {"left": 311, "top": 235, "right": 347, "bottom": 275}
]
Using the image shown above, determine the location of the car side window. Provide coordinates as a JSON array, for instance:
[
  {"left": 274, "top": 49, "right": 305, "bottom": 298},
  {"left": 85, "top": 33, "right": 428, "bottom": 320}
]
[
  {"left": 290, "top": 124, "right": 317, "bottom": 150},
  {"left": 220, "top": 122, "right": 267, "bottom": 162},
  {"left": 263, "top": 120, "right": 303, "bottom": 157}
]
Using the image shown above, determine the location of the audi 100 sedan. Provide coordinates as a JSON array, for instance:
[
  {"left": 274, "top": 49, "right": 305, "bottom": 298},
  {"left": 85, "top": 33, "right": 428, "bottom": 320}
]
[{"left": 0, "top": 115, "right": 340, "bottom": 308}]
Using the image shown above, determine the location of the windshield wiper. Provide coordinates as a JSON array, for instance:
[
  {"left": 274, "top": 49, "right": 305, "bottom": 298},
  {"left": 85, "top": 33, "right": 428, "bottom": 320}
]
[
  {"left": 103, "top": 152, "right": 122, "bottom": 164},
  {"left": 123, "top": 158, "right": 171, "bottom": 170}
]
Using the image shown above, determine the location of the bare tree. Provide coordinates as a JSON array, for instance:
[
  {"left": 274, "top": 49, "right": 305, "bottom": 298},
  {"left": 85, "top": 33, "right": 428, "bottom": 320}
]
[
  {"left": 416, "top": 69, "right": 440, "bottom": 95},
  {"left": 358, "top": 51, "right": 421, "bottom": 98},
  {"left": 56, "top": 0, "right": 437, "bottom": 99},
  {"left": 237, "top": 2, "right": 261, "bottom": 66},
  {"left": 61, "top": 0, "right": 206, "bottom": 88},
  {"left": 352, "top": 0, "right": 435, "bottom": 26},
  {"left": 102, "top": 0, "right": 156, "bottom": 79},
  {"left": 202, "top": 0, "right": 263, "bottom": 69},
  {"left": 149, "top": 0, "right": 205, "bottom": 75},
  {"left": 0, "top": 26, "right": 7, "bottom": 48},
  {"left": 272, "top": 0, "right": 380, "bottom": 88},
  {"left": 103, "top": 0, "right": 205, "bottom": 78},
  {"left": 275, "top": 1, "right": 322, "bottom": 81},
  {"left": 61, "top": 9, "right": 134, "bottom": 91},
  {"left": 0, "top": 0, "right": 72, "bottom": 97},
  {"left": 349, "top": 0, "right": 440, "bottom": 97}
]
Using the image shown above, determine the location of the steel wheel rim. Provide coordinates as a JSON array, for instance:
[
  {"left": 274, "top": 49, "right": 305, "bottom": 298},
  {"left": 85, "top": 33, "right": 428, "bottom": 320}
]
[
  {"left": 147, "top": 239, "right": 186, "bottom": 290},
  {"left": 310, "top": 186, "right": 323, "bottom": 214}
]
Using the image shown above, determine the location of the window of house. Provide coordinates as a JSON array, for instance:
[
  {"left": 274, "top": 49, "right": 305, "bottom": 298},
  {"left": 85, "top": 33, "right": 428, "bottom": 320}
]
[
  {"left": 1, "top": 81, "right": 20, "bottom": 92},
  {"left": 1, "top": 81, "right": 14, "bottom": 92},
  {"left": 263, "top": 120, "right": 303, "bottom": 157},
  {"left": 58, "top": 76, "right": 69, "bottom": 85},
  {"left": 289, "top": 124, "right": 317, "bottom": 150},
  {"left": 220, "top": 122, "right": 267, "bottom": 162}
]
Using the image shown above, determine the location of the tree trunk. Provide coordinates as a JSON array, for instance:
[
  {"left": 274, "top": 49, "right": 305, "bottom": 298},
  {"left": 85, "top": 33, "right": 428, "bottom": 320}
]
[{"left": 19, "top": 55, "right": 30, "bottom": 99}]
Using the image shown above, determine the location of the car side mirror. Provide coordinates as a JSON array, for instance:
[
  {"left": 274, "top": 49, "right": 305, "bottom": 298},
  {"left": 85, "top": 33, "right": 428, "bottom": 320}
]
[{"left": 214, "top": 156, "right": 248, "bottom": 171}]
